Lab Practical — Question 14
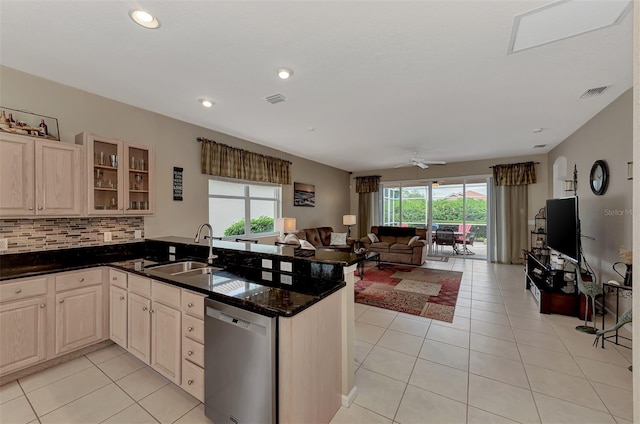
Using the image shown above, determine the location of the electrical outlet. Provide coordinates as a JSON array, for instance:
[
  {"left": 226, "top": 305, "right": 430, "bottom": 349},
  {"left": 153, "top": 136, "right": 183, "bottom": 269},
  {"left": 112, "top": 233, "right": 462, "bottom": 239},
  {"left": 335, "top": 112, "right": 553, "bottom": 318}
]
[
  {"left": 104, "top": 232, "right": 112, "bottom": 242},
  {"left": 0, "top": 238, "right": 8, "bottom": 251},
  {"left": 134, "top": 230, "right": 142, "bottom": 239}
]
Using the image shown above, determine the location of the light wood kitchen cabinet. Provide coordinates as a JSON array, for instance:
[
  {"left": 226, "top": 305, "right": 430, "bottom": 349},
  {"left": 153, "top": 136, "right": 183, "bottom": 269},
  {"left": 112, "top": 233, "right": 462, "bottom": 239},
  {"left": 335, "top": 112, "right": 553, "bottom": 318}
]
[
  {"left": 151, "top": 301, "right": 181, "bottom": 383},
  {"left": 110, "top": 285, "right": 128, "bottom": 349},
  {"left": 0, "top": 296, "right": 47, "bottom": 375},
  {"left": 75, "top": 132, "right": 155, "bottom": 216},
  {"left": 0, "top": 133, "right": 82, "bottom": 217},
  {"left": 124, "top": 277, "right": 181, "bottom": 383},
  {"left": 127, "top": 292, "right": 151, "bottom": 364},
  {"left": 180, "top": 288, "right": 206, "bottom": 402},
  {"left": 55, "top": 285, "right": 103, "bottom": 355}
]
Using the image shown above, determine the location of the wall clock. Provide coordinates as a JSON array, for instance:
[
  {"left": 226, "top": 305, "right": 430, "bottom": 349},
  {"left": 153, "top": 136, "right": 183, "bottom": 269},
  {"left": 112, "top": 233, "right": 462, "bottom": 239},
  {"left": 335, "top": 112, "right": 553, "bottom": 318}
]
[{"left": 589, "top": 160, "right": 609, "bottom": 195}]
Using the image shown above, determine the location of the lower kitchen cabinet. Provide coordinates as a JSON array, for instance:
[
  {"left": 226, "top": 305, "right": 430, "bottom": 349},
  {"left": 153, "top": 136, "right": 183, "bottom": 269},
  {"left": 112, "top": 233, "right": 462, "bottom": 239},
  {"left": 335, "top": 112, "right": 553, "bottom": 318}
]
[
  {"left": 180, "top": 289, "right": 206, "bottom": 402},
  {"left": 55, "top": 284, "right": 103, "bottom": 355},
  {"left": 123, "top": 275, "right": 182, "bottom": 384},
  {"left": 151, "top": 301, "right": 181, "bottom": 383},
  {"left": 0, "top": 296, "right": 47, "bottom": 375},
  {"left": 109, "top": 285, "right": 128, "bottom": 349},
  {"left": 127, "top": 292, "right": 152, "bottom": 364},
  {"left": 0, "top": 269, "right": 109, "bottom": 379}
]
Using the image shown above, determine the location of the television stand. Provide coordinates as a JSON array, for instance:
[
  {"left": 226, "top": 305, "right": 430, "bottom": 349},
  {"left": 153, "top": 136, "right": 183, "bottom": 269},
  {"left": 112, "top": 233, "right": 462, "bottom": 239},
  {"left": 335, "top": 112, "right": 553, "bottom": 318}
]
[{"left": 525, "top": 253, "right": 580, "bottom": 317}]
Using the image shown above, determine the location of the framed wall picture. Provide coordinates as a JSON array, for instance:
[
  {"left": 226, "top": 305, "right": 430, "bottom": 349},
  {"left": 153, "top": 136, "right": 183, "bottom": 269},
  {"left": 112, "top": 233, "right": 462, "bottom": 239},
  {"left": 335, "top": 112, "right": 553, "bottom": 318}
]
[
  {"left": 0, "top": 107, "right": 60, "bottom": 141},
  {"left": 294, "top": 182, "right": 315, "bottom": 207}
]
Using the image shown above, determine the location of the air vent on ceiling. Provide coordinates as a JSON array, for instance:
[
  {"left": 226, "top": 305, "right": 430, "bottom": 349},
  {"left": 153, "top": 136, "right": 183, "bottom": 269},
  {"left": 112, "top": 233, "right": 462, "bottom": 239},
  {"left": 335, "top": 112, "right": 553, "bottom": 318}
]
[
  {"left": 579, "top": 86, "right": 609, "bottom": 99},
  {"left": 264, "top": 93, "right": 287, "bottom": 104},
  {"left": 534, "top": 144, "right": 547, "bottom": 148}
]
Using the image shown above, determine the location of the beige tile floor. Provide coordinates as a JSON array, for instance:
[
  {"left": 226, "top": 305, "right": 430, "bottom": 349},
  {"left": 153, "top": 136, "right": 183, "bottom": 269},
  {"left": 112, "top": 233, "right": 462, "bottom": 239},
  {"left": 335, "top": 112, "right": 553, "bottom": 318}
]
[
  {"left": 333, "top": 259, "right": 634, "bottom": 424},
  {"left": 0, "top": 345, "right": 211, "bottom": 424},
  {"left": 0, "top": 259, "right": 633, "bottom": 424}
]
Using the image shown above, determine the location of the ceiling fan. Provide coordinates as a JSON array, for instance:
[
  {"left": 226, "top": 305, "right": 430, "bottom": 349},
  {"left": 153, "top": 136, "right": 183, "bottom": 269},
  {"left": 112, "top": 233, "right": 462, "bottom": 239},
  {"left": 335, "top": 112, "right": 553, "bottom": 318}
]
[{"left": 395, "top": 154, "right": 447, "bottom": 169}]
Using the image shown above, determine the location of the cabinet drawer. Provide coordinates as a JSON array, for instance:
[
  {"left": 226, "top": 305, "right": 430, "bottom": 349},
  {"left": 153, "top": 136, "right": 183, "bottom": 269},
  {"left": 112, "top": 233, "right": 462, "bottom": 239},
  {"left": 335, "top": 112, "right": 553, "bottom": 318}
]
[
  {"left": 109, "top": 269, "right": 127, "bottom": 289},
  {"left": 128, "top": 274, "right": 151, "bottom": 298},
  {"left": 181, "top": 359, "right": 204, "bottom": 402},
  {"left": 0, "top": 277, "right": 47, "bottom": 303},
  {"left": 55, "top": 269, "right": 103, "bottom": 292},
  {"left": 152, "top": 281, "right": 181, "bottom": 309},
  {"left": 182, "top": 336, "right": 204, "bottom": 368},
  {"left": 182, "top": 314, "right": 204, "bottom": 344},
  {"left": 182, "top": 290, "right": 205, "bottom": 319}
]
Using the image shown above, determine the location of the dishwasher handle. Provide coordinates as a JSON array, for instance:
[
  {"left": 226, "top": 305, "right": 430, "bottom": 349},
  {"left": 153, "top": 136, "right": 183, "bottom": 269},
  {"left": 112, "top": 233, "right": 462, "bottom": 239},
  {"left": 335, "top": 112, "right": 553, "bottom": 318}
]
[{"left": 206, "top": 305, "right": 267, "bottom": 336}]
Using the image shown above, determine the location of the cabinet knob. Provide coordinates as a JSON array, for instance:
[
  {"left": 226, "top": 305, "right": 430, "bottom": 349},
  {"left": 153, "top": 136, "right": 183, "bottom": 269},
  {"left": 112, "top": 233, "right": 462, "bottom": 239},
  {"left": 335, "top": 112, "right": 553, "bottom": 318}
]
[
  {"left": 187, "top": 351, "right": 193, "bottom": 356},
  {"left": 37, "top": 206, "right": 43, "bottom": 210},
  {"left": 39, "top": 303, "right": 46, "bottom": 308},
  {"left": 28, "top": 206, "right": 34, "bottom": 210},
  {"left": 187, "top": 302, "right": 194, "bottom": 308},
  {"left": 187, "top": 327, "right": 193, "bottom": 332},
  {"left": 151, "top": 309, "right": 155, "bottom": 314},
  {"left": 142, "top": 306, "right": 148, "bottom": 311},
  {"left": 15, "top": 288, "right": 22, "bottom": 294},
  {"left": 79, "top": 278, "right": 85, "bottom": 282},
  {"left": 187, "top": 379, "right": 194, "bottom": 385},
  {"left": 120, "top": 296, "right": 125, "bottom": 300},
  {"left": 112, "top": 276, "right": 117, "bottom": 281},
  {"left": 59, "top": 299, "right": 64, "bottom": 303}
]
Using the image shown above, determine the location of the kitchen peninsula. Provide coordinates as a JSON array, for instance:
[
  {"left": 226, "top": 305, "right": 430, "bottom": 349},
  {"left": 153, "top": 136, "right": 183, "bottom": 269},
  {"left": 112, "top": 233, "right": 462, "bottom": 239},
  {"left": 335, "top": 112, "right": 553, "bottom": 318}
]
[{"left": 0, "top": 237, "right": 359, "bottom": 423}]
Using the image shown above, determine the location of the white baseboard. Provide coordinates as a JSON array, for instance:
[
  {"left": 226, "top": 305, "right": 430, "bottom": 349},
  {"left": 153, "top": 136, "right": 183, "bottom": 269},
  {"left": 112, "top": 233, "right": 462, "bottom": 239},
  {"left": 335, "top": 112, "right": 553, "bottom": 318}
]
[{"left": 341, "top": 385, "right": 358, "bottom": 407}]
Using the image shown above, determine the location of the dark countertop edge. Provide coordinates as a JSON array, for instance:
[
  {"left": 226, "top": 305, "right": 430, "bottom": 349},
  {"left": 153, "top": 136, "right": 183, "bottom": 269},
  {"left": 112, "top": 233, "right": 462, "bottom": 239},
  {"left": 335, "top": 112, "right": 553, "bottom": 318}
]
[
  {"left": 0, "top": 258, "right": 346, "bottom": 318},
  {"left": 149, "top": 236, "right": 364, "bottom": 266}
]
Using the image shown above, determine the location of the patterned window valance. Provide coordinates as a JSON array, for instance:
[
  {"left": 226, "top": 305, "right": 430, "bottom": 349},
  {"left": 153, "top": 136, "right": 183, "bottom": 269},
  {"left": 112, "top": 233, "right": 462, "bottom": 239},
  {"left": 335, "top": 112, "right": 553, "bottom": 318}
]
[
  {"left": 199, "top": 137, "right": 291, "bottom": 185},
  {"left": 492, "top": 161, "right": 537, "bottom": 186},
  {"left": 356, "top": 175, "right": 381, "bottom": 193}
]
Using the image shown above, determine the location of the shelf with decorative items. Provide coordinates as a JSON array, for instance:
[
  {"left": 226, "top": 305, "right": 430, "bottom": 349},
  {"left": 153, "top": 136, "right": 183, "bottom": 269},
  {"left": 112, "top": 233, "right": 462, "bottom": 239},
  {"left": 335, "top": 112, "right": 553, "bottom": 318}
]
[
  {"left": 530, "top": 207, "right": 549, "bottom": 259},
  {"left": 76, "top": 132, "right": 154, "bottom": 215}
]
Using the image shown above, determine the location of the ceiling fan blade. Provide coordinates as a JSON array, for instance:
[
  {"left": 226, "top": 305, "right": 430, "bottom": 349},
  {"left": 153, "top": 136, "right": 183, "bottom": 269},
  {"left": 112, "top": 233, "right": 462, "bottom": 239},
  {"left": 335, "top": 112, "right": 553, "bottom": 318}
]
[
  {"left": 422, "top": 160, "right": 447, "bottom": 165},
  {"left": 415, "top": 162, "right": 428, "bottom": 169}
]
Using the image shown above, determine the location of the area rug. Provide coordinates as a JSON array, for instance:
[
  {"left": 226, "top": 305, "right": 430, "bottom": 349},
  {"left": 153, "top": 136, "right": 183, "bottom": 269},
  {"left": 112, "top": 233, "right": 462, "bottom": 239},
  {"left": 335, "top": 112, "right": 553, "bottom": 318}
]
[
  {"left": 424, "top": 256, "right": 449, "bottom": 262},
  {"left": 355, "top": 264, "right": 462, "bottom": 322}
]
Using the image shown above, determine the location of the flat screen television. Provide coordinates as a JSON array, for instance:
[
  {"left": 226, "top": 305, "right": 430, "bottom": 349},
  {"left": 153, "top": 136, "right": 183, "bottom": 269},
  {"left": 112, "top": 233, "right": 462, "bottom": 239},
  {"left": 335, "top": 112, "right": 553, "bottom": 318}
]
[{"left": 546, "top": 196, "right": 580, "bottom": 264}]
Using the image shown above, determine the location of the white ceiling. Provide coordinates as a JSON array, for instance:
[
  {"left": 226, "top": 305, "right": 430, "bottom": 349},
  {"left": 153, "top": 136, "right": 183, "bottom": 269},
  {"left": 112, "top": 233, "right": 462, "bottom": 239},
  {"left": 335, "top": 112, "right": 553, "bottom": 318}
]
[{"left": 0, "top": 1, "right": 633, "bottom": 172}]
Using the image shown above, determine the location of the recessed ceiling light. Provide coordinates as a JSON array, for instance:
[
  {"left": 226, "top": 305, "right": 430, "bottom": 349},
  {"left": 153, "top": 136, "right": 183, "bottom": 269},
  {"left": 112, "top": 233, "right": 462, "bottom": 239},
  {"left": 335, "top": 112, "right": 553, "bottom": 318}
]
[
  {"left": 278, "top": 68, "right": 294, "bottom": 79},
  {"left": 129, "top": 10, "right": 160, "bottom": 29},
  {"left": 306, "top": 127, "right": 315, "bottom": 132},
  {"left": 533, "top": 128, "right": 543, "bottom": 133},
  {"left": 199, "top": 98, "right": 214, "bottom": 108}
]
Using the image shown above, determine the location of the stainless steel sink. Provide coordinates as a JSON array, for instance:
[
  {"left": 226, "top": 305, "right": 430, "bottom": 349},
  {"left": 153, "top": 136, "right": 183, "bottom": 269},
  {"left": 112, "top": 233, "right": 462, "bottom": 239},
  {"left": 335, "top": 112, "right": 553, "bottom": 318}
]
[
  {"left": 177, "top": 267, "right": 222, "bottom": 277},
  {"left": 148, "top": 261, "right": 210, "bottom": 275}
]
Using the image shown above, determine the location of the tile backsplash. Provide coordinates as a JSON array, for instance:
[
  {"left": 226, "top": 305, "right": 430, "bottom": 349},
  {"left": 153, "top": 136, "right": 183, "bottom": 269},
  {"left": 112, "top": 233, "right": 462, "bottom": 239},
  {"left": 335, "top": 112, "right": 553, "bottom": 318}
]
[{"left": 0, "top": 217, "right": 144, "bottom": 254}]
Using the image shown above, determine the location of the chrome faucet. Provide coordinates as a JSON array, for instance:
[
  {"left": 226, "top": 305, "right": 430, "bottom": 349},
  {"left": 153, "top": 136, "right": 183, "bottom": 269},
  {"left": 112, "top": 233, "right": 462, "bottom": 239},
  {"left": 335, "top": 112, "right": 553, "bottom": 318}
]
[{"left": 194, "top": 223, "right": 217, "bottom": 264}]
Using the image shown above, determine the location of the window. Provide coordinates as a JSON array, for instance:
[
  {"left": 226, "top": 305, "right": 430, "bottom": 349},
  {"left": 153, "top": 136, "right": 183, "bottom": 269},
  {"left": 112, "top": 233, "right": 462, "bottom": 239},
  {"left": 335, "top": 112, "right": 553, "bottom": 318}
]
[{"left": 208, "top": 179, "right": 281, "bottom": 238}]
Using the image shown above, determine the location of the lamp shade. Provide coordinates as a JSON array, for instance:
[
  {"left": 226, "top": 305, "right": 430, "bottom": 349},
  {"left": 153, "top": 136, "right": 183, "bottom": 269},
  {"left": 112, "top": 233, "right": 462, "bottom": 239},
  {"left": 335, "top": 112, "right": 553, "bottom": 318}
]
[
  {"left": 275, "top": 217, "right": 297, "bottom": 232},
  {"left": 343, "top": 215, "right": 356, "bottom": 226}
]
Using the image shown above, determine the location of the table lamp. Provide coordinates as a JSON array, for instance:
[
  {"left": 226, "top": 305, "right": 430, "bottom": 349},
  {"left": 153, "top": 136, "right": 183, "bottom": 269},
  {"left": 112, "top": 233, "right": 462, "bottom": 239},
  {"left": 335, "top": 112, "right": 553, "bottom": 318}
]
[
  {"left": 343, "top": 215, "right": 356, "bottom": 237},
  {"left": 275, "top": 217, "right": 297, "bottom": 237}
]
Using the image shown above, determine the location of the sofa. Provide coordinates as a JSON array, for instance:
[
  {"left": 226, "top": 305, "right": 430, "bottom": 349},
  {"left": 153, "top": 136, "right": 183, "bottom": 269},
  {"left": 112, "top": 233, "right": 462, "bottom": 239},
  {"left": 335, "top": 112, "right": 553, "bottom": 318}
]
[
  {"left": 281, "top": 226, "right": 355, "bottom": 252},
  {"left": 359, "top": 226, "right": 428, "bottom": 265}
]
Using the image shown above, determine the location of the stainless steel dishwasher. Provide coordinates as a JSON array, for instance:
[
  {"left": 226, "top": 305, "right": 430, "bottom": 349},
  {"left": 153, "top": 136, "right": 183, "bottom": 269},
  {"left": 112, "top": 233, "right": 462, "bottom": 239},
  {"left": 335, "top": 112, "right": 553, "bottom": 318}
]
[{"left": 204, "top": 298, "right": 277, "bottom": 424}]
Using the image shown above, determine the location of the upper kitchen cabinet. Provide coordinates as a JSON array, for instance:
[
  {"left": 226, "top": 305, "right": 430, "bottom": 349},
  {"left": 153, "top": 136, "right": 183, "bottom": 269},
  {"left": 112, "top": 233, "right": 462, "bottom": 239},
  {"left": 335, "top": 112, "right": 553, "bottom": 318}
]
[
  {"left": 75, "top": 132, "right": 155, "bottom": 216},
  {"left": 0, "top": 133, "right": 82, "bottom": 217}
]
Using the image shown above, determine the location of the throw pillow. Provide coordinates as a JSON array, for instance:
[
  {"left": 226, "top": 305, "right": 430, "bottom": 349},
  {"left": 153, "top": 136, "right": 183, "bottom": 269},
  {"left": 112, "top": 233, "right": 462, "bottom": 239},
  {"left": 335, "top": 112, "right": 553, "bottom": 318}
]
[
  {"left": 408, "top": 235, "right": 420, "bottom": 246},
  {"left": 330, "top": 232, "right": 347, "bottom": 246},
  {"left": 283, "top": 233, "right": 300, "bottom": 245},
  {"left": 299, "top": 240, "right": 316, "bottom": 250},
  {"left": 367, "top": 233, "right": 379, "bottom": 243}
]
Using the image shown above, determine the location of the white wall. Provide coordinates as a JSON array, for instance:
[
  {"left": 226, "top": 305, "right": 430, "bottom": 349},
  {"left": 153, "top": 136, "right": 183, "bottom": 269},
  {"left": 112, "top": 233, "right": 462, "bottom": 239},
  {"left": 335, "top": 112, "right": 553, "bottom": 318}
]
[{"left": 0, "top": 65, "right": 351, "bottom": 237}]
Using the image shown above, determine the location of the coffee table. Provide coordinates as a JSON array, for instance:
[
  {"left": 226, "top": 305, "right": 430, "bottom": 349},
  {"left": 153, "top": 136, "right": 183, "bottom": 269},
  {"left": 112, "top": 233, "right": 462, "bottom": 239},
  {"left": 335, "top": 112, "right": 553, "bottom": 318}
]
[{"left": 356, "top": 251, "right": 380, "bottom": 280}]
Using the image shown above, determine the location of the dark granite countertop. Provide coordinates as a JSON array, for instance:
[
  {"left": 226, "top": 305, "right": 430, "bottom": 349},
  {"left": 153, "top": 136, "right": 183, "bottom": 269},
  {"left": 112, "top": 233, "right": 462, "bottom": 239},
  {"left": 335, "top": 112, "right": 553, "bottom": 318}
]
[
  {"left": 0, "top": 242, "right": 346, "bottom": 317},
  {"left": 150, "top": 236, "right": 365, "bottom": 266}
]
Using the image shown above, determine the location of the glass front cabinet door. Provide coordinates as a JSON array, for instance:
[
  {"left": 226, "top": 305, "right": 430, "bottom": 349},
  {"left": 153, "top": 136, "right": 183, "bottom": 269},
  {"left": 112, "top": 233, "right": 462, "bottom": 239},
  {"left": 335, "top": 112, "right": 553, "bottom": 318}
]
[{"left": 76, "top": 133, "right": 154, "bottom": 216}]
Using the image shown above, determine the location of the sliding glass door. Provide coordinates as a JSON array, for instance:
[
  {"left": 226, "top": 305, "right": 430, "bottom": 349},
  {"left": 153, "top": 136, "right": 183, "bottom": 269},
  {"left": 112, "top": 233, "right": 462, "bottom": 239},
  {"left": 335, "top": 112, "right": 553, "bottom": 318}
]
[{"left": 381, "top": 178, "right": 488, "bottom": 259}]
